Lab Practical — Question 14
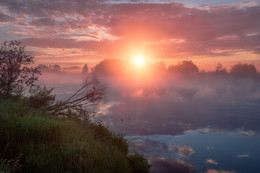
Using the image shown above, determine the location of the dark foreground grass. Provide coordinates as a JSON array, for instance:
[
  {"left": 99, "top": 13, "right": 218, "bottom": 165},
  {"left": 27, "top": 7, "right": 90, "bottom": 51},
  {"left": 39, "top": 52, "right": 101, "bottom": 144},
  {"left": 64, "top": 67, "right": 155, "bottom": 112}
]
[{"left": 0, "top": 99, "right": 150, "bottom": 173}]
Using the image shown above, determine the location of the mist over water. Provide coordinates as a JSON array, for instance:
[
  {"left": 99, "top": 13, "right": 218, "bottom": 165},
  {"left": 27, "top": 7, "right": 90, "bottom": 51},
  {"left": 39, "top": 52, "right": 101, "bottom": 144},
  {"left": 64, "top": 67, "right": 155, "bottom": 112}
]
[
  {"left": 99, "top": 73, "right": 260, "bottom": 173},
  {"left": 39, "top": 72, "right": 84, "bottom": 100},
  {"left": 99, "top": 74, "right": 260, "bottom": 135},
  {"left": 39, "top": 71, "right": 260, "bottom": 173}
]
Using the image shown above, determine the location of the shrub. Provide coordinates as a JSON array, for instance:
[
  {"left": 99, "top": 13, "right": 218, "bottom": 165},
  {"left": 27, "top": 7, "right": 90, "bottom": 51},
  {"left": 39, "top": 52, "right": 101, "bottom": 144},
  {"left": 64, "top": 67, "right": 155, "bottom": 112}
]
[{"left": 127, "top": 153, "right": 151, "bottom": 173}]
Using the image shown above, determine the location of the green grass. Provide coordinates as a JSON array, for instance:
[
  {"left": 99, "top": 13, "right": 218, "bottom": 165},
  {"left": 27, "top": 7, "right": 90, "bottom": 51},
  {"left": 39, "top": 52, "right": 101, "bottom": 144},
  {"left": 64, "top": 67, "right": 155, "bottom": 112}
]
[{"left": 0, "top": 98, "right": 150, "bottom": 173}]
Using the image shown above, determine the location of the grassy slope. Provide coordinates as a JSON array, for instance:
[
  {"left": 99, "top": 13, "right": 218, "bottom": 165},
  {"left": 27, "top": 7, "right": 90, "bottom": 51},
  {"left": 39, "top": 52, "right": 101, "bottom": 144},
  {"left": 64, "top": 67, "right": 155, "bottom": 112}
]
[{"left": 0, "top": 99, "right": 150, "bottom": 173}]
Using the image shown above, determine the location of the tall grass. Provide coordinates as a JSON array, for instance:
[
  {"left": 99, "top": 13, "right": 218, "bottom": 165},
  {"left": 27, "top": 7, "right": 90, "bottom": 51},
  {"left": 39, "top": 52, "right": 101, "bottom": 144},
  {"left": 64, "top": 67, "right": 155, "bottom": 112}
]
[{"left": 0, "top": 98, "right": 150, "bottom": 173}]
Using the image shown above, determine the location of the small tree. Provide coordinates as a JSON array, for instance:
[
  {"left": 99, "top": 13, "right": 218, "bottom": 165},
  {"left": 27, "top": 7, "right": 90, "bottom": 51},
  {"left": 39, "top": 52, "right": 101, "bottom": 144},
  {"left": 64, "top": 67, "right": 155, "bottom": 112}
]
[
  {"left": 82, "top": 64, "right": 89, "bottom": 74},
  {"left": 215, "top": 63, "right": 227, "bottom": 75},
  {"left": 0, "top": 40, "right": 40, "bottom": 97}
]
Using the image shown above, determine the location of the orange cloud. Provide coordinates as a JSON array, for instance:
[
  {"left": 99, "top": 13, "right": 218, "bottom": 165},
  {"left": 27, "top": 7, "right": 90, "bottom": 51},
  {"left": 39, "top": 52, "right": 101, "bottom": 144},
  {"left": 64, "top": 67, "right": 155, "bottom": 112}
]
[{"left": 0, "top": 0, "right": 260, "bottom": 68}]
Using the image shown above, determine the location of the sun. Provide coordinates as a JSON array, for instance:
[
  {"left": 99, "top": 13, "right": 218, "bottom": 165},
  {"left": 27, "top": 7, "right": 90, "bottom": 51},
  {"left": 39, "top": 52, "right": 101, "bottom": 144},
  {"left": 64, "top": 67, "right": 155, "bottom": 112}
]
[{"left": 133, "top": 56, "right": 145, "bottom": 67}]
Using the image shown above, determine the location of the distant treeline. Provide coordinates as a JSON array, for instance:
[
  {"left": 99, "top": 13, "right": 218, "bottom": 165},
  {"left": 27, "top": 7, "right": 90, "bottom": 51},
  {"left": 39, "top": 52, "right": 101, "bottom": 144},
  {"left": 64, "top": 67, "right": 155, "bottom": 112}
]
[
  {"left": 73, "top": 59, "right": 258, "bottom": 76},
  {"left": 38, "top": 59, "right": 258, "bottom": 77},
  {"left": 37, "top": 64, "right": 80, "bottom": 73}
]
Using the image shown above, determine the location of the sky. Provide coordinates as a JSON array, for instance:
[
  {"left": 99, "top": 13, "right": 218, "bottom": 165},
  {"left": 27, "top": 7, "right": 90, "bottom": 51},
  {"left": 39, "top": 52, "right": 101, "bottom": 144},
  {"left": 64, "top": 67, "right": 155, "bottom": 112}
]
[
  {"left": 2, "top": 1, "right": 259, "bottom": 172},
  {"left": 0, "top": 0, "right": 260, "bottom": 70}
]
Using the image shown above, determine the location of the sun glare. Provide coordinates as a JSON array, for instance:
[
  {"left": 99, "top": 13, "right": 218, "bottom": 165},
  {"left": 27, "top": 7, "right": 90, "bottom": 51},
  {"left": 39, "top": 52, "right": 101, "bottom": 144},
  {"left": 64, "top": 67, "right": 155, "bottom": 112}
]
[{"left": 134, "top": 56, "right": 145, "bottom": 67}]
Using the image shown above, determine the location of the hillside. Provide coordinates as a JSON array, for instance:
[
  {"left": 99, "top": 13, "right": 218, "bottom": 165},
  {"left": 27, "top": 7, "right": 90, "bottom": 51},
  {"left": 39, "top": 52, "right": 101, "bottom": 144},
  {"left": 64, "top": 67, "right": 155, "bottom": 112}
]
[{"left": 0, "top": 98, "right": 150, "bottom": 173}]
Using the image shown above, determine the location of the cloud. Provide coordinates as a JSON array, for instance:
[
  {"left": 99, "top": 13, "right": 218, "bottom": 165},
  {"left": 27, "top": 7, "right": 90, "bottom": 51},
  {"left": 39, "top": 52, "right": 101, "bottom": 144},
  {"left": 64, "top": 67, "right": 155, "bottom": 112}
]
[
  {"left": 0, "top": 0, "right": 260, "bottom": 60},
  {"left": 127, "top": 135, "right": 194, "bottom": 159},
  {"left": 63, "top": 66, "right": 80, "bottom": 70},
  {"left": 29, "top": 17, "right": 56, "bottom": 26},
  {"left": 22, "top": 38, "right": 118, "bottom": 50},
  {"left": 0, "top": 12, "right": 14, "bottom": 23},
  {"left": 237, "top": 154, "right": 250, "bottom": 158},
  {"left": 204, "top": 169, "right": 237, "bottom": 173},
  {"left": 150, "top": 157, "right": 194, "bottom": 173},
  {"left": 169, "top": 145, "right": 195, "bottom": 157},
  {"left": 99, "top": 2, "right": 260, "bottom": 56},
  {"left": 206, "top": 159, "right": 218, "bottom": 165}
]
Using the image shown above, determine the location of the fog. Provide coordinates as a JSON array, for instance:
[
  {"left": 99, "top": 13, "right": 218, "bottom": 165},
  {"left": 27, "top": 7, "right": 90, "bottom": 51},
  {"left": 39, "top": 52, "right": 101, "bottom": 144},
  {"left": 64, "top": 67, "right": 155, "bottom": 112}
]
[
  {"left": 90, "top": 69, "right": 260, "bottom": 172},
  {"left": 95, "top": 73, "right": 260, "bottom": 136},
  {"left": 38, "top": 72, "right": 84, "bottom": 100},
  {"left": 38, "top": 66, "right": 260, "bottom": 173}
]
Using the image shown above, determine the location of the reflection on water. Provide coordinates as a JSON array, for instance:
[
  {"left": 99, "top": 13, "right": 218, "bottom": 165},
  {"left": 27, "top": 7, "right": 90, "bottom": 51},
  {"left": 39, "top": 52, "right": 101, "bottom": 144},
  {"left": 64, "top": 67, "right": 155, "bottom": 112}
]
[
  {"left": 127, "top": 131, "right": 260, "bottom": 173},
  {"left": 103, "top": 75, "right": 260, "bottom": 136},
  {"left": 40, "top": 73, "right": 260, "bottom": 173}
]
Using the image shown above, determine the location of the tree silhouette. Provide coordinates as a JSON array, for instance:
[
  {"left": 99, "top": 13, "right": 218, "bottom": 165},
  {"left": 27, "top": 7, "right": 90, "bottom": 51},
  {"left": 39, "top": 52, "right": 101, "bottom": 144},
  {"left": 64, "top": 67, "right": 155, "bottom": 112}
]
[
  {"left": 215, "top": 63, "right": 227, "bottom": 75},
  {"left": 91, "top": 59, "right": 126, "bottom": 76},
  {"left": 37, "top": 64, "right": 49, "bottom": 72},
  {"left": 168, "top": 60, "right": 199, "bottom": 74},
  {"left": 49, "top": 64, "right": 62, "bottom": 73},
  {"left": 82, "top": 64, "right": 89, "bottom": 74},
  {"left": 0, "top": 40, "right": 40, "bottom": 97},
  {"left": 230, "top": 63, "right": 257, "bottom": 76}
]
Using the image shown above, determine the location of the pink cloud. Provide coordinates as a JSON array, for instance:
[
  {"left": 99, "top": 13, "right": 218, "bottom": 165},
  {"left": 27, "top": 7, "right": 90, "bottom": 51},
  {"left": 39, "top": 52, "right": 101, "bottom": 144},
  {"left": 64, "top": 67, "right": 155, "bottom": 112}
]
[
  {"left": 0, "top": 0, "right": 260, "bottom": 60},
  {"left": 206, "top": 159, "right": 218, "bottom": 165}
]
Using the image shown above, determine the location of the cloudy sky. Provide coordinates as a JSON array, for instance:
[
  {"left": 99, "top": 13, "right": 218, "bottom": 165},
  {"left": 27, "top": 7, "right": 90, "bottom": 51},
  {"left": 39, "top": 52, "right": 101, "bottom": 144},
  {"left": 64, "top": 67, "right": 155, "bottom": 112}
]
[{"left": 0, "top": 0, "right": 260, "bottom": 70}]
